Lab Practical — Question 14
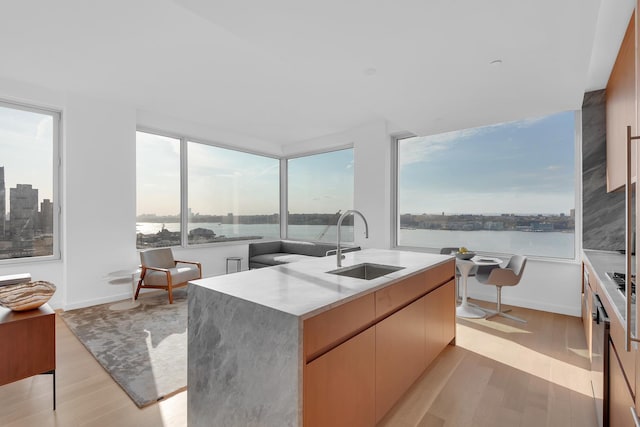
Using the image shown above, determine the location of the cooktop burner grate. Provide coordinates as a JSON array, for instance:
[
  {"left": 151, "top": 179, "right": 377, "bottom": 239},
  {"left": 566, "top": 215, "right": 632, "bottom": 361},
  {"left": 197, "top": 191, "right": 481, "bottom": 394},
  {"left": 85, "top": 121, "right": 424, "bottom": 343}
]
[{"left": 606, "top": 272, "right": 636, "bottom": 302}]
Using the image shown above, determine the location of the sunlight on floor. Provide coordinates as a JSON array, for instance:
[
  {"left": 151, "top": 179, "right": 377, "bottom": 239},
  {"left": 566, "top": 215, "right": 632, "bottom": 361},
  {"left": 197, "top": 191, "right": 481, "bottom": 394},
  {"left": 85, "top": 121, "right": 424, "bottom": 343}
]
[
  {"left": 463, "top": 317, "right": 532, "bottom": 334},
  {"left": 567, "top": 346, "right": 591, "bottom": 359},
  {"left": 457, "top": 322, "right": 593, "bottom": 398}
]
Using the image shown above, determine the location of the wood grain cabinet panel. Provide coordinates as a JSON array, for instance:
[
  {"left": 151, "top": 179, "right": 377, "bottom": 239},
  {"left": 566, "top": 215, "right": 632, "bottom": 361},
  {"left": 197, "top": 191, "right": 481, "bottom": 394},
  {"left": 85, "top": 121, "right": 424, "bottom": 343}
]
[
  {"left": 606, "top": 11, "right": 636, "bottom": 192},
  {"left": 303, "top": 265, "right": 457, "bottom": 426},
  {"left": 610, "top": 342, "right": 636, "bottom": 427},
  {"left": 375, "top": 260, "right": 454, "bottom": 319},
  {"left": 0, "top": 305, "right": 55, "bottom": 386},
  {"left": 424, "top": 261, "right": 455, "bottom": 293},
  {"left": 375, "top": 297, "right": 426, "bottom": 423},
  {"left": 375, "top": 271, "right": 428, "bottom": 319},
  {"left": 304, "top": 327, "right": 375, "bottom": 427},
  {"left": 439, "top": 280, "right": 456, "bottom": 347},
  {"left": 304, "top": 293, "right": 375, "bottom": 362},
  {"left": 425, "top": 280, "right": 455, "bottom": 367}
]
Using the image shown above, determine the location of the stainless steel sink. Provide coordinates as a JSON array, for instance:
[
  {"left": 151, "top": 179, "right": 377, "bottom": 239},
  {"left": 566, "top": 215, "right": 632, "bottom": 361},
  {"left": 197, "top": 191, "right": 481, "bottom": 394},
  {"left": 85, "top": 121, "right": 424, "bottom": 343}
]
[{"left": 326, "top": 263, "right": 405, "bottom": 280}]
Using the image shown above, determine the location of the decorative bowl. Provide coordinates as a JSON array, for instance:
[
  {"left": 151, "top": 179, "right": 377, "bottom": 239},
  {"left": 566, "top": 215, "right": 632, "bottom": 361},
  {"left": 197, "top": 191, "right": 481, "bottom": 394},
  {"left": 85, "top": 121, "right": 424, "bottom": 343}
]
[
  {"left": 0, "top": 280, "right": 56, "bottom": 311},
  {"left": 455, "top": 252, "right": 476, "bottom": 260}
]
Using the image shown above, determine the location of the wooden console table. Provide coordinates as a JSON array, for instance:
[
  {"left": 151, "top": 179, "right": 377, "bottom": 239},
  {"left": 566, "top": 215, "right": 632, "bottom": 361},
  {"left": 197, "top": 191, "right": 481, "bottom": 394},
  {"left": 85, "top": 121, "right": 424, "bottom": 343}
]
[{"left": 0, "top": 304, "right": 56, "bottom": 409}]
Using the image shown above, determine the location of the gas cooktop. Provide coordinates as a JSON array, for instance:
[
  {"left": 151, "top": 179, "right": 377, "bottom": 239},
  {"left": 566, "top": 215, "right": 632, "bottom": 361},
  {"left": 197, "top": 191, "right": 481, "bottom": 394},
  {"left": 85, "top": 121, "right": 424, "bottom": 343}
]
[{"left": 606, "top": 272, "right": 636, "bottom": 302}]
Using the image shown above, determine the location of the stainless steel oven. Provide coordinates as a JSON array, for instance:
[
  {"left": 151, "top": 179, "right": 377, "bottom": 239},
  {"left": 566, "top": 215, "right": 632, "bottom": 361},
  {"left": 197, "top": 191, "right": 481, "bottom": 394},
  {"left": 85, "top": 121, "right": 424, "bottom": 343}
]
[{"left": 591, "top": 293, "right": 610, "bottom": 427}]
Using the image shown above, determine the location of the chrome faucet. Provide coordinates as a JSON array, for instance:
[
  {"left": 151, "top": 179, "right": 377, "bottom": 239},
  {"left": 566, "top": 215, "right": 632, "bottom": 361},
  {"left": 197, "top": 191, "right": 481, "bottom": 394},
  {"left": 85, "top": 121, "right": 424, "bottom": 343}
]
[{"left": 336, "top": 209, "right": 369, "bottom": 267}]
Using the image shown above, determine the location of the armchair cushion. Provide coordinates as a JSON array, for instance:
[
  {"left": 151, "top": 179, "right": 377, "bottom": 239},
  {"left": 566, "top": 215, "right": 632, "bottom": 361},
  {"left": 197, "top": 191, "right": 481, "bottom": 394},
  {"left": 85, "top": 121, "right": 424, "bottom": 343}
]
[
  {"left": 140, "top": 247, "right": 175, "bottom": 269},
  {"left": 143, "top": 265, "right": 201, "bottom": 287}
]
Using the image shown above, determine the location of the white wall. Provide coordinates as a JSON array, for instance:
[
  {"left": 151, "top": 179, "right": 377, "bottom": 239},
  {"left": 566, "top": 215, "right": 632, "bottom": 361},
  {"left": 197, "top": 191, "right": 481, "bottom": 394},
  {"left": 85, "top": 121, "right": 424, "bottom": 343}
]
[
  {"left": 0, "top": 78, "right": 583, "bottom": 315},
  {"left": 62, "top": 93, "right": 138, "bottom": 308},
  {"left": 282, "top": 121, "right": 393, "bottom": 250},
  {"left": 0, "top": 80, "right": 258, "bottom": 310},
  {"left": 467, "top": 259, "right": 581, "bottom": 316}
]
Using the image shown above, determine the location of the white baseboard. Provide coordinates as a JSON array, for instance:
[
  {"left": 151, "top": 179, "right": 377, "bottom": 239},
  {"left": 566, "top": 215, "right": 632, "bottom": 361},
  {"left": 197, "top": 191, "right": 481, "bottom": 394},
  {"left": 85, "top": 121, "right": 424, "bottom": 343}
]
[
  {"left": 468, "top": 291, "right": 581, "bottom": 317},
  {"left": 63, "top": 292, "right": 133, "bottom": 310}
]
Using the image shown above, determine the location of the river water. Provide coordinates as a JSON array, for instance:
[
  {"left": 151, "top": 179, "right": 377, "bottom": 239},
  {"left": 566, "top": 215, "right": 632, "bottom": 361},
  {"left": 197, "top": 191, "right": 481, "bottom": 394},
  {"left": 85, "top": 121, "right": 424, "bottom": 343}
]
[{"left": 136, "top": 222, "right": 574, "bottom": 258}]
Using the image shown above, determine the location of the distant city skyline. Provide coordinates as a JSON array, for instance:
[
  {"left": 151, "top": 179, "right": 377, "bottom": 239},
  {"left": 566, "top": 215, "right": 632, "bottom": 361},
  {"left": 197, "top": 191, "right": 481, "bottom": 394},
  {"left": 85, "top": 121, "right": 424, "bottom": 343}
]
[{"left": 0, "top": 105, "right": 54, "bottom": 212}]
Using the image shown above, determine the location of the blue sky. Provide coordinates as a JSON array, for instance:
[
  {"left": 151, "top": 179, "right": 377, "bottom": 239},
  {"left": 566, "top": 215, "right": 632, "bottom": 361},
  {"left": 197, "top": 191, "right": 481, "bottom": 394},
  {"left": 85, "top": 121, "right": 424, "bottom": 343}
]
[
  {"left": 288, "top": 149, "right": 354, "bottom": 214},
  {"left": 398, "top": 111, "right": 576, "bottom": 215},
  {"left": 0, "top": 105, "right": 53, "bottom": 207},
  {"left": 137, "top": 132, "right": 354, "bottom": 216}
]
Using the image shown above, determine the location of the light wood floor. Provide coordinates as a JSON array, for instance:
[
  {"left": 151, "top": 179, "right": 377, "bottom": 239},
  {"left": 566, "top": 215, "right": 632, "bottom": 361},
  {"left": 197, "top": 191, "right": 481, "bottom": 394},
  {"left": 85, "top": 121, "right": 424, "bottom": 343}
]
[{"left": 0, "top": 301, "right": 596, "bottom": 427}]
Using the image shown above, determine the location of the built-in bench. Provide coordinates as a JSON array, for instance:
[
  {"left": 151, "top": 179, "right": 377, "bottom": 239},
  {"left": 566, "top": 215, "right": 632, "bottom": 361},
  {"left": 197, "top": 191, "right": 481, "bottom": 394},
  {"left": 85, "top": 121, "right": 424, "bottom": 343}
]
[{"left": 248, "top": 240, "right": 360, "bottom": 269}]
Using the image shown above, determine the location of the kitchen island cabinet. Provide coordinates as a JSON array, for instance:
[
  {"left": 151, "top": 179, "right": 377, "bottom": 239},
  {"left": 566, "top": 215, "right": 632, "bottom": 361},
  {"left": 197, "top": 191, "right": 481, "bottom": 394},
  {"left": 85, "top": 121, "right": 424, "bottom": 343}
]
[
  {"left": 304, "top": 327, "right": 376, "bottom": 427},
  {"left": 188, "top": 249, "right": 455, "bottom": 427}
]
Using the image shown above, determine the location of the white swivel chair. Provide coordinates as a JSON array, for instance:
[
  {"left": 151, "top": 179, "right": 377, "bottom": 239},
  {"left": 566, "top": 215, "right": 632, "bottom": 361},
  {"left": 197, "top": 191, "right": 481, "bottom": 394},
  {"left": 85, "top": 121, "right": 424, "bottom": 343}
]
[{"left": 475, "top": 255, "right": 527, "bottom": 322}]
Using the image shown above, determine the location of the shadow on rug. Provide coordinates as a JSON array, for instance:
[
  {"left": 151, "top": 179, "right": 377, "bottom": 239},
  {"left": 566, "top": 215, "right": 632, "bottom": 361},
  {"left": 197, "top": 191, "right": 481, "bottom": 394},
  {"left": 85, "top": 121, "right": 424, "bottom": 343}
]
[{"left": 59, "top": 289, "right": 188, "bottom": 408}]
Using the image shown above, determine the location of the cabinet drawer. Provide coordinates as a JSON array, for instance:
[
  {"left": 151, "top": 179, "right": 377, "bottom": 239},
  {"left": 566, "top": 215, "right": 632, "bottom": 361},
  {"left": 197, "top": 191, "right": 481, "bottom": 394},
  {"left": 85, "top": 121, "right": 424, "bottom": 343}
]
[
  {"left": 304, "top": 327, "right": 376, "bottom": 427},
  {"left": 375, "top": 271, "right": 428, "bottom": 318},
  {"left": 375, "top": 261, "right": 454, "bottom": 319},
  {"left": 425, "top": 260, "right": 455, "bottom": 293},
  {"left": 304, "top": 293, "right": 375, "bottom": 362}
]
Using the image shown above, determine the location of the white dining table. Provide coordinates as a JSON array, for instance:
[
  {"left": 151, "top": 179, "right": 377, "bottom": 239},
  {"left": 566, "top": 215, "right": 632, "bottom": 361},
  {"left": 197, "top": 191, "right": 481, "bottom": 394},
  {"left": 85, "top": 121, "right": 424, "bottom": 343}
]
[{"left": 456, "top": 255, "right": 502, "bottom": 318}]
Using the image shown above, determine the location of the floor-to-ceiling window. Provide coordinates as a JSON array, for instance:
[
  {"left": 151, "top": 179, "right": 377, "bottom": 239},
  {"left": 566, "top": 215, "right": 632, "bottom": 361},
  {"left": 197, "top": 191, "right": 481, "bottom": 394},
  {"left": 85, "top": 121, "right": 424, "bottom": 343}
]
[
  {"left": 136, "top": 131, "right": 181, "bottom": 248},
  {"left": 136, "top": 130, "right": 280, "bottom": 248},
  {"left": 287, "top": 148, "right": 354, "bottom": 243},
  {"left": 187, "top": 142, "right": 279, "bottom": 244},
  {"left": 0, "top": 100, "right": 59, "bottom": 261},
  {"left": 396, "top": 111, "right": 577, "bottom": 259}
]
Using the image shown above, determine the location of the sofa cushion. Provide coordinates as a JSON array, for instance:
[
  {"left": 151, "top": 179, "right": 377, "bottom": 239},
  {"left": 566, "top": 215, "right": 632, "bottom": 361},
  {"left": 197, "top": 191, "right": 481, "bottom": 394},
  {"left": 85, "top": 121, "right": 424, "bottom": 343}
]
[
  {"left": 250, "top": 253, "right": 317, "bottom": 266},
  {"left": 248, "top": 241, "right": 283, "bottom": 258},
  {"left": 281, "top": 241, "right": 334, "bottom": 257}
]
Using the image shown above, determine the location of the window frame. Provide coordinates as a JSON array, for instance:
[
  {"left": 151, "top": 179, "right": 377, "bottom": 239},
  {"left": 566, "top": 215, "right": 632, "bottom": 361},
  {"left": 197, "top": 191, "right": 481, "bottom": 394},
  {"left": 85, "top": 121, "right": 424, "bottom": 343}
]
[
  {"left": 0, "top": 99, "right": 61, "bottom": 265},
  {"left": 391, "top": 111, "right": 582, "bottom": 264},
  {"left": 136, "top": 127, "right": 283, "bottom": 249},
  {"left": 284, "top": 144, "right": 355, "bottom": 243}
]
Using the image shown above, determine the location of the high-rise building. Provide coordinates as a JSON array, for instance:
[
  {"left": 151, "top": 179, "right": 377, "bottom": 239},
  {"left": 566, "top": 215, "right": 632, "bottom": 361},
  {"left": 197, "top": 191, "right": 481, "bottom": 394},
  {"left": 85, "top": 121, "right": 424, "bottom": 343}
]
[
  {"left": 40, "top": 199, "right": 53, "bottom": 234},
  {"left": 10, "top": 184, "right": 38, "bottom": 250},
  {"left": 0, "top": 166, "right": 5, "bottom": 238}
]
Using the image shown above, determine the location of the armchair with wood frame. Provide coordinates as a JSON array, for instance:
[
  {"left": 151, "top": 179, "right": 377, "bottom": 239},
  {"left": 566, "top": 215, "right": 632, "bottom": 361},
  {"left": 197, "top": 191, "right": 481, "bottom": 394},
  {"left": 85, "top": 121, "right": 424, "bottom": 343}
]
[{"left": 135, "top": 248, "right": 202, "bottom": 304}]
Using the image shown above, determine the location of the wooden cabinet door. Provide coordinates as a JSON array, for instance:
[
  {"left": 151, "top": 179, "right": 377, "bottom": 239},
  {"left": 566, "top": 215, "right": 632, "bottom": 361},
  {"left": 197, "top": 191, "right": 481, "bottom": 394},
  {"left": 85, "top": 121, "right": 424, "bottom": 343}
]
[
  {"left": 606, "top": 11, "right": 636, "bottom": 192},
  {"left": 425, "top": 280, "right": 456, "bottom": 367},
  {"left": 0, "top": 306, "right": 55, "bottom": 386},
  {"left": 439, "top": 280, "right": 456, "bottom": 347},
  {"left": 375, "top": 297, "right": 426, "bottom": 423},
  {"left": 304, "top": 327, "right": 375, "bottom": 427},
  {"left": 610, "top": 342, "right": 636, "bottom": 427}
]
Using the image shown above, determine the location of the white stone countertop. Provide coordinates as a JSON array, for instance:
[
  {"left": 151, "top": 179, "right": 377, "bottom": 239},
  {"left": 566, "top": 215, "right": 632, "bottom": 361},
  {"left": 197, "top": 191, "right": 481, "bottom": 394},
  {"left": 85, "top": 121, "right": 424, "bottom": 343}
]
[
  {"left": 582, "top": 249, "right": 631, "bottom": 323},
  {"left": 190, "top": 248, "right": 453, "bottom": 319}
]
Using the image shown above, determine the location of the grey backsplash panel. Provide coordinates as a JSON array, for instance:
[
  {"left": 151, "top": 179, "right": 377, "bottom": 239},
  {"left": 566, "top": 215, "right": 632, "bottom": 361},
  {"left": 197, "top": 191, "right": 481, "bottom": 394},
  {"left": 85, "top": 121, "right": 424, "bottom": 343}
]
[{"left": 582, "top": 90, "right": 625, "bottom": 251}]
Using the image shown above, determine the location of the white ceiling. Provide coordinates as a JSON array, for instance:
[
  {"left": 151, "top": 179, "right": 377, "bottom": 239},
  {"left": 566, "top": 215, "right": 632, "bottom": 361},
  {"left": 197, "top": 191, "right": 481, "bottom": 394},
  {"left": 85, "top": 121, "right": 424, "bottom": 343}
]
[{"left": 0, "top": 0, "right": 634, "bottom": 146}]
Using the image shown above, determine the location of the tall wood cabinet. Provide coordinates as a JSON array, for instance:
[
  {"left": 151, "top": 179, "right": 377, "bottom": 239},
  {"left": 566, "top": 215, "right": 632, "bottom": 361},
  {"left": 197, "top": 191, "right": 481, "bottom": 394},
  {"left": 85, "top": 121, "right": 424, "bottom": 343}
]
[{"left": 606, "top": 12, "right": 636, "bottom": 192}]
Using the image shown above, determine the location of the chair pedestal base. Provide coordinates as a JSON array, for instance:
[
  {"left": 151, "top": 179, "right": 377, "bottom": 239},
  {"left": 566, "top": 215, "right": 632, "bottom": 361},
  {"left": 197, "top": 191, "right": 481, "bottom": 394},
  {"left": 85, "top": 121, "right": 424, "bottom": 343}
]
[
  {"left": 479, "top": 307, "right": 526, "bottom": 323},
  {"left": 480, "top": 286, "right": 527, "bottom": 323}
]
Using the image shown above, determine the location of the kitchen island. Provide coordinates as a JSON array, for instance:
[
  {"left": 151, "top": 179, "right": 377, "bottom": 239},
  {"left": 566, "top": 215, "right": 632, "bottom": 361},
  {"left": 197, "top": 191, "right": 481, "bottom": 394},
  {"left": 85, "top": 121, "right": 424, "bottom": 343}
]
[{"left": 188, "top": 249, "right": 456, "bottom": 427}]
